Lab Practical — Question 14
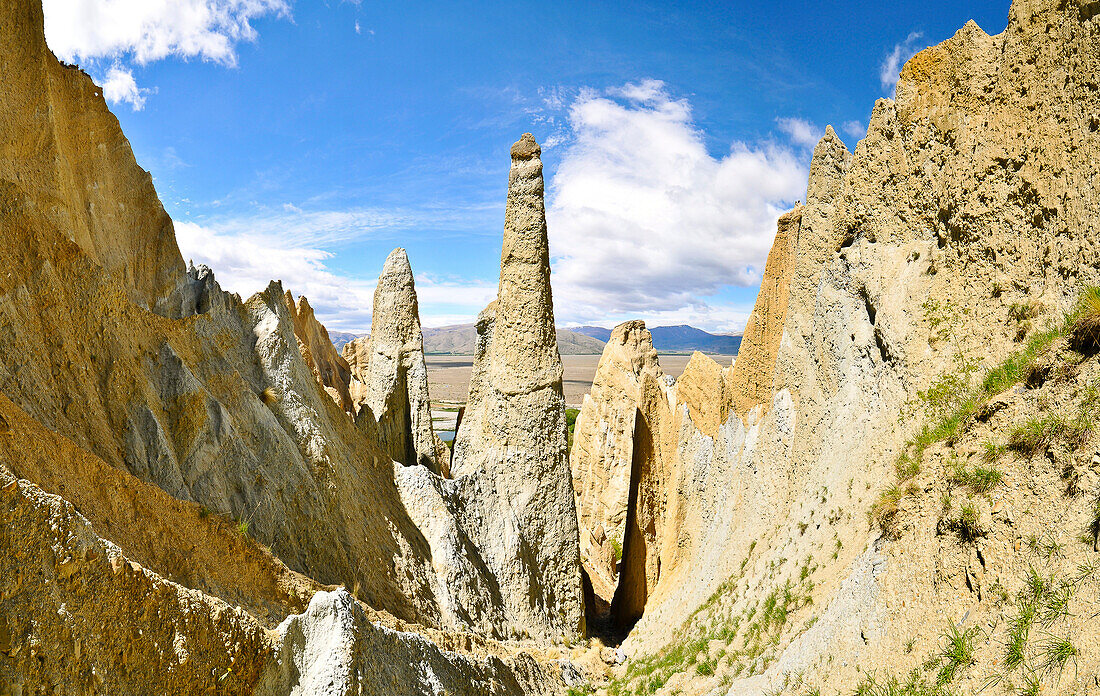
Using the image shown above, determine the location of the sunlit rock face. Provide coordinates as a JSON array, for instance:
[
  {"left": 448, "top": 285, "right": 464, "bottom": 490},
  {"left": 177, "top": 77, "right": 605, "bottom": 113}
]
[
  {"left": 285, "top": 291, "right": 356, "bottom": 414},
  {"left": 354, "top": 248, "right": 446, "bottom": 475},
  {"left": 443, "top": 133, "right": 587, "bottom": 641}
]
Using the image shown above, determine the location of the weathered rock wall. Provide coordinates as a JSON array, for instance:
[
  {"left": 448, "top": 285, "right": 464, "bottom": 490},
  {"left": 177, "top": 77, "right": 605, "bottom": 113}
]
[
  {"left": 0, "top": 467, "right": 573, "bottom": 695},
  {"left": 606, "top": 2, "right": 1100, "bottom": 692},
  {"left": 726, "top": 206, "right": 802, "bottom": 417},
  {"left": 284, "top": 291, "right": 356, "bottom": 413},
  {"left": 0, "top": 0, "right": 188, "bottom": 317}
]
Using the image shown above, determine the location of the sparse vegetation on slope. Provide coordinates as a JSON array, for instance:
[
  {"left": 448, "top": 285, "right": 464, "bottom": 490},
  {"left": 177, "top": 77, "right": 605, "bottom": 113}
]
[{"left": 873, "top": 288, "right": 1099, "bottom": 538}]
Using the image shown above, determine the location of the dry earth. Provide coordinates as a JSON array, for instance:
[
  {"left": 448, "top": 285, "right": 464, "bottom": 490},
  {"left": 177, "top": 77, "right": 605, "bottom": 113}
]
[{"left": 427, "top": 354, "right": 736, "bottom": 407}]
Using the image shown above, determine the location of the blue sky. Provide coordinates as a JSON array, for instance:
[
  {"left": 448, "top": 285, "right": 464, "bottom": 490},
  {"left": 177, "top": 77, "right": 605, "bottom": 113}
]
[{"left": 43, "top": 0, "right": 1010, "bottom": 333}]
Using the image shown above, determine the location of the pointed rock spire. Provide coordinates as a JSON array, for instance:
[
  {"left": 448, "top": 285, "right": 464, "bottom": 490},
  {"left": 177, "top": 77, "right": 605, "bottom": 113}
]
[
  {"left": 447, "top": 133, "right": 586, "bottom": 640},
  {"left": 357, "top": 248, "right": 445, "bottom": 475}
]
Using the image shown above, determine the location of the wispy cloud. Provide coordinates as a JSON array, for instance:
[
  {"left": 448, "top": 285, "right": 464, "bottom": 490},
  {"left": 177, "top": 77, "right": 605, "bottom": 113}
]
[
  {"left": 842, "top": 120, "right": 866, "bottom": 141},
  {"left": 175, "top": 220, "right": 497, "bottom": 333},
  {"left": 42, "top": 0, "right": 290, "bottom": 109},
  {"left": 880, "top": 31, "right": 925, "bottom": 94},
  {"left": 775, "top": 116, "right": 822, "bottom": 149},
  {"left": 546, "top": 79, "right": 807, "bottom": 332}
]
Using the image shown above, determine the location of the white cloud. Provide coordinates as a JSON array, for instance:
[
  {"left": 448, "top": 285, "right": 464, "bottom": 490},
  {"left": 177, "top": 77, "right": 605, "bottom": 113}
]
[
  {"left": 42, "top": 0, "right": 290, "bottom": 65},
  {"left": 775, "top": 116, "right": 821, "bottom": 149},
  {"left": 880, "top": 31, "right": 925, "bottom": 94},
  {"left": 100, "top": 64, "right": 148, "bottom": 110},
  {"left": 193, "top": 203, "right": 493, "bottom": 248},
  {"left": 354, "top": 20, "right": 361, "bottom": 34},
  {"left": 42, "top": 0, "right": 289, "bottom": 110},
  {"left": 546, "top": 80, "right": 807, "bottom": 332},
  {"left": 174, "top": 220, "right": 497, "bottom": 333},
  {"left": 842, "top": 120, "right": 866, "bottom": 141}
]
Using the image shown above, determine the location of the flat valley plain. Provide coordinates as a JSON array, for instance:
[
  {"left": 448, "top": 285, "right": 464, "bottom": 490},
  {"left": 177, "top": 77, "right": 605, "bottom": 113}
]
[{"left": 427, "top": 353, "right": 735, "bottom": 408}]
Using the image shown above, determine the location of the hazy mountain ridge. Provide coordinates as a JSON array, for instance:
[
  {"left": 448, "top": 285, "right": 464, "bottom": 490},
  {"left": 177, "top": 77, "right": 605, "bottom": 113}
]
[
  {"left": 569, "top": 324, "right": 742, "bottom": 354},
  {"left": 333, "top": 324, "right": 742, "bottom": 355},
  {"left": 328, "top": 331, "right": 361, "bottom": 351}
]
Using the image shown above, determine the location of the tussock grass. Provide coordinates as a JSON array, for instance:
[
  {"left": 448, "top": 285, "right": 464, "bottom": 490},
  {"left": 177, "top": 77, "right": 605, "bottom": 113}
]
[
  {"left": 950, "top": 503, "right": 982, "bottom": 542},
  {"left": 260, "top": 386, "right": 279, "bottom": 405},
  {"left": 871, "top": 485, "right": 906, "bottom": 539},
  {"left": 853, "top": 670, "right": 959, "bottom": 696},
  {"left": 935, "top": 624, "right": 980, "bottom": 684},
  {"left": 1008, "top": 414, "right": 1066, "bottom": 456},
  {"left": 1069, "top": 286, "right": 1100, "bottom": 352},
  {"left": 980, "top": 440, "right": 1003, "bottom": 465},
  {"left": 947, "top": 459, "right": 1003, "bottom": 495},
  {"left": 1038, "top": 635, "right": 1078, "bottom": 674}
]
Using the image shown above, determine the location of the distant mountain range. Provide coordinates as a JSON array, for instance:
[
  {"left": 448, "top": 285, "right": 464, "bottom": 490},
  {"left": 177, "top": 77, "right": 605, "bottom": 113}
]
[
  {"left": 568, "top": 324, "right": 742, "bottom": 354},
  {"left": 328, "top": 331, "right": 361, "bottom": 352},
  {"left": 330, "top": 324, "right": 741, "bottom": 355},
  {"left": 420, "top": 325, "right": 606, "bottom": 355}
]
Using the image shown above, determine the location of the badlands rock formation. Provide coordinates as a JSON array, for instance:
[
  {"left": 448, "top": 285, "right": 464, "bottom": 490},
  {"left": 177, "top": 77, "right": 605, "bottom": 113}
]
[
  {"left": 726, "top": 206, "right": 803, "bottom": 416},
  {"left": 0, "top": 2, "right": 583, "bottom": 692},
  {"left": 569, "top": 321, "right": 664, "bottom": 602},
  {"left": 439, "top": 133, "right": 586, "bottom": 639},
  {"left": 572, "top": 1, "right": 1100, "bottom": 693},
  {"left": 284, "top": 291, "right": 356, "bottom": 413},
  {"left": 353, "top": 248, "right": 445, "bottom": 475},
  {"left": 7, "top": 0, "right": 1100, "bottom": 691}
]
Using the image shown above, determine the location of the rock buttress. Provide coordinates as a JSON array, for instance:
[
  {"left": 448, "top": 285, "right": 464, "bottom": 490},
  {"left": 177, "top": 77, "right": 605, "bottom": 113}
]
[{"left": 569, "top": 320, "right": 663, "bottom": 604}]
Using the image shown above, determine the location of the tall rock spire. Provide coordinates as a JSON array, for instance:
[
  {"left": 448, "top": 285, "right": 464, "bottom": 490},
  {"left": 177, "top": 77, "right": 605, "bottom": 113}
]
[
  {"left": 357, "top": 248, "right": 445, "bottom": 475},
  {"left": 447, "top": 133, "right": 586, "bottom": 640}
]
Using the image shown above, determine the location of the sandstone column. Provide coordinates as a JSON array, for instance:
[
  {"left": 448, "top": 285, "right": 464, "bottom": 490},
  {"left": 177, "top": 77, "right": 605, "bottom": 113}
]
[
  {"left": 448, "top": 133, "right": 586, "bottom": 640},
  {"left": 357, "top": 248, "right": 444, "bottom": 475}
]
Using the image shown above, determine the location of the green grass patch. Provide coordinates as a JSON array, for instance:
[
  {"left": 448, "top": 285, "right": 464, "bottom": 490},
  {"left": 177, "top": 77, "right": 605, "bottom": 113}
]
[
  {"left": 872, "top": 289, "right": 1099, "bottom": 537},
  {"left": 947, "top": 459, "right": 1003, "bottom": 495}
]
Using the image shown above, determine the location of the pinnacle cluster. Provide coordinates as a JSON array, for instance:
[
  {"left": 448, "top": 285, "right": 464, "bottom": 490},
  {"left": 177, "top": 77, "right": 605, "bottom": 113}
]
[{"left": 4, "top": 0, "right": 1100, "bottom": 694}]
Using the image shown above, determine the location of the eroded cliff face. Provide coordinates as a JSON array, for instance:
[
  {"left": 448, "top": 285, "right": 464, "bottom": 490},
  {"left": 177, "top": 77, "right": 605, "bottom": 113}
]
[
  {"left": 580, "top": 0, "right": 1100, "bottom": 692},
  {"left": 0, "top": 0, "right": 188, "bottom": 317},
  {"left": 284, "top": 291, "right": 356, "bottom": 413},
  {"left": 0, "top": 3, "right": 585, "bottom": 691}
]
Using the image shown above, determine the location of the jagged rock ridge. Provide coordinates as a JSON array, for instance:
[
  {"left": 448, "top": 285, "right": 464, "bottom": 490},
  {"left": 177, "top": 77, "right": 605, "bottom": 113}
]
[
  {"left": 284, "top": 291, "right": 356, "bottom": 413},
  {"left": 0, "top": 2, "right": 585, "bottom": 691},
  {"left": 572, "top": 1, "right": 1100, "bottom": 693}
]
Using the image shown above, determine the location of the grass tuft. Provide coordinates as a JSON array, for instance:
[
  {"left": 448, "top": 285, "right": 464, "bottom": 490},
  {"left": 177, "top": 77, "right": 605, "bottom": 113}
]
[
  {"left": 936, "top": 624, "right": 980, "bottom": 684},
  {"left": 871, "top": 485, "right": 905, "bottom": 539},
  {"left": 1069, "top": 286, "right": 1100, "bottom": 352},
  {"left": 260, "top": 386, "right": 278, "bottom": 405},
  {"left": 947, "top": 460, "right": 1003, "bottom": 495},
  {"left": 1008, "top": 415, "right": 1064, "bottom": 456}
]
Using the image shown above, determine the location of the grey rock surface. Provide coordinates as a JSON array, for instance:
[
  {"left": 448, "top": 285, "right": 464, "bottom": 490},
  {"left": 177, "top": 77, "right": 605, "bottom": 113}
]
[{"left": 355, "top": 248, "right": 444, "bottom": 475}]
